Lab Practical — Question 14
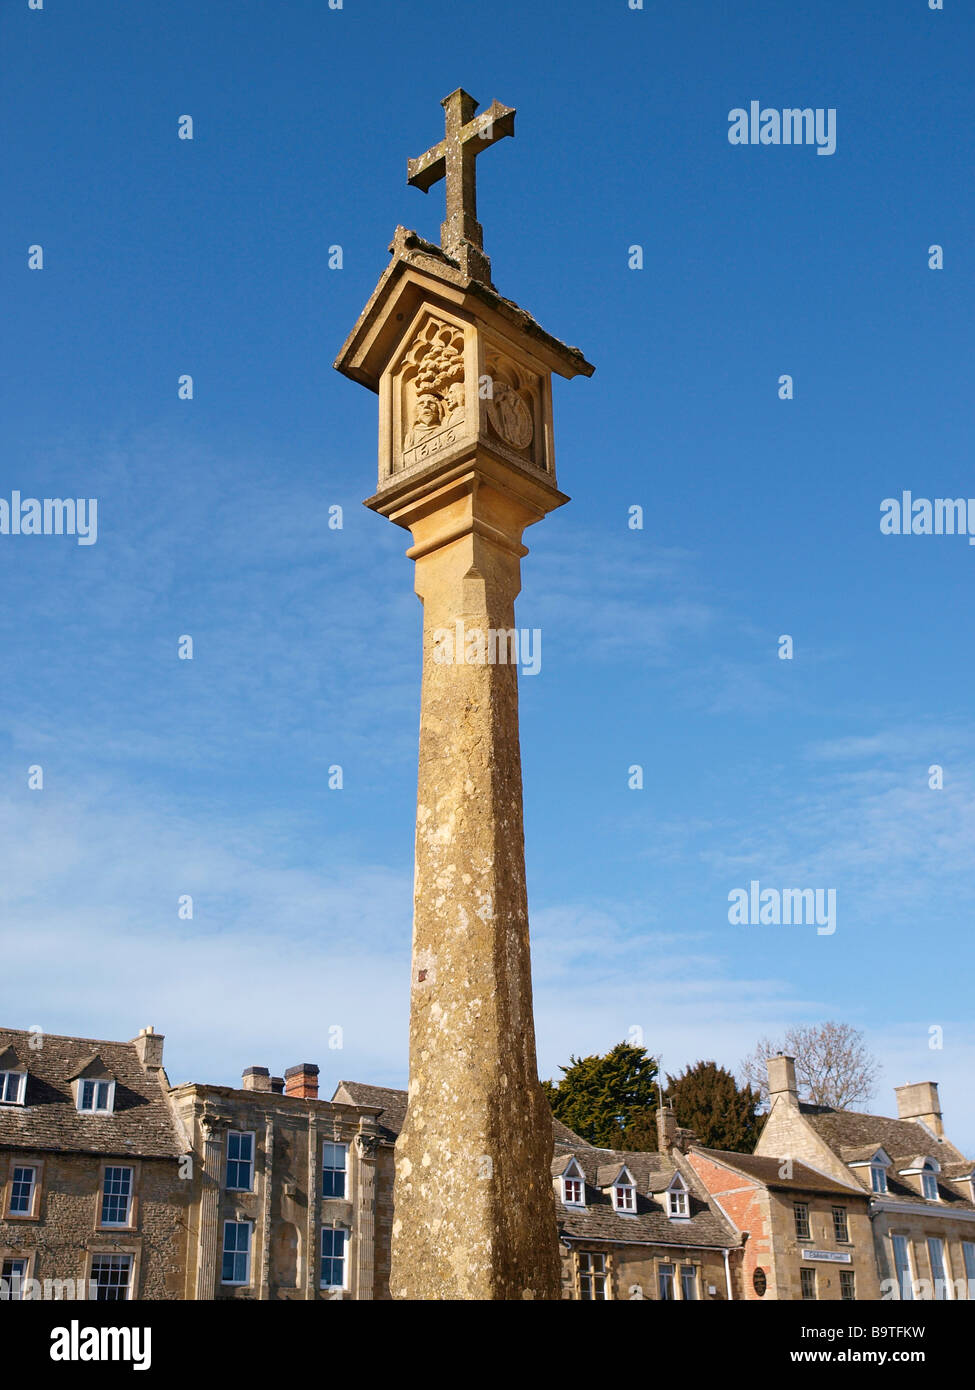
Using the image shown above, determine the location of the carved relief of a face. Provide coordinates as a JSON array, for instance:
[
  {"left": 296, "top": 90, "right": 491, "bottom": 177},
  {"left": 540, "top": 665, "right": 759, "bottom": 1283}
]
[
  {"left": 414, "top": 393, "right": 440, "bottom": 426},
  {"left": 446, "top": 380, "right": 464, "bottom": 412}
]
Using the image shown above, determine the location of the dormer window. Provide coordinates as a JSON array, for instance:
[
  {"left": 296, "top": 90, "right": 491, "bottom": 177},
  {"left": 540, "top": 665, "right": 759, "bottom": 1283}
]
[
  {"left": 610, "top": 1166, "right": 637, "bottom": 1213},
  {"left": 870, "top": 1164, "right": 888, "bottom": 1194},
  {"left": 664, "top": 1184, "right": 687, "bottom": 1217},
  {"left": 69, "top": 1053, "right": 116, "bottom": 1115},
  {"left": 78, "top": 1079, "right": 115, "bottom": 1114},
  {"left": 614, "top": 1182, "right": 635, "bottom": 1212},
  {"left": 0, "top": 1071, "right": 26, "bottom": 1106},
  {"left": 560, "top": 1158, "right": 586, "bottom": 1207},
  {"left": 912, "top": 1159, "right": 941, "bottom": 1201}
]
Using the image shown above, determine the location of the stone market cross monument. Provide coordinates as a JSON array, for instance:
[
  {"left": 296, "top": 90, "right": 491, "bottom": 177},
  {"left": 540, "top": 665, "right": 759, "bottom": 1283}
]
[{"left": 335, "top": 89, "right": 593, "bottom": 1300}]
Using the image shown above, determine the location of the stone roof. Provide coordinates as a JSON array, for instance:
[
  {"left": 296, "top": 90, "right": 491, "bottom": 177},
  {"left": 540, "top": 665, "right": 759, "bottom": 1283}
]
[
  {"left": 333, "top": 1080, "right": 590, "bottom": 1149},
  {"left": 691, "top": 1147, "right": 866, "bottom": 1198},
  {"left": 800, "top": 1104, "right": 975, "bottom": 1208},
  {"left": 0, "top": 1028, "right": 183, "bottom": 1160},
  {"left": 334, "top": 226, "right": 595, "bottom": 393},
  {"left": 553, "top": 1144, "right": 739, "bottom": 1250},
  {"left": 332, "top": 1082, "right": 408, "bottom": 1142}
]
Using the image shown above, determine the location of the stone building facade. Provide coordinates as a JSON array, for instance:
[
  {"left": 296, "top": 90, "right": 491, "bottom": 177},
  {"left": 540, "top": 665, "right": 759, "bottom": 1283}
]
[
  {"left": 5, "top": 1026, "right": 972, "bottom": 1303},
  {"left": 552, "top": 1108, "right": 742, "bottom": 1300},
  {"left": 686, "top": 1147, "right": 879, "bottom": 1301},
  {"left": 169, "top": 1066, "right": 394, "bottom": 1300},
  {"left": 0, "top": 1026, "right": 186, "bottom": 1300},
  {"left": 755, "top": 1054, "right": 975, "bottom": 1300}
]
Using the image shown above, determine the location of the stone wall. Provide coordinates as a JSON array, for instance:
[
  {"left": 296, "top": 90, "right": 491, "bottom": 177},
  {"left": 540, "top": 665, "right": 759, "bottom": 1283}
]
[{"left": 0, "top": 1148, "right": 186, "bottom": 1299}]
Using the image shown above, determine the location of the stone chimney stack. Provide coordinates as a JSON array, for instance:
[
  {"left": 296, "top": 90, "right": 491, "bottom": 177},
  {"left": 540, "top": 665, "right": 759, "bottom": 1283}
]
[
  {"left": 894, "top": 1081, "right": 944, "bottom": 1138},
  {"left": 132, "top": 1026, "right": 165, "bottom": 1071},
  {"left": 656, "top": 1105, "right": 678, "bottom": 1152},
  {"left": 284, "top": 1063, "right": 319, "bottom": 1100},
  {"left": 242, "top": 1066, "right": 272, "bottom": 1093},
  {"left": 767, "top": 1054, "right": 799, "bottom": 1109}
]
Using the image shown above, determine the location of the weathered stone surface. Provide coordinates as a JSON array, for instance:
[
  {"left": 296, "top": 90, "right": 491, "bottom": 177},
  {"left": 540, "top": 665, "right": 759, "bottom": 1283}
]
[
  {"left": 336, "top": 93, "right": 593, "bottom": 1299},
  {"left": 384, "top": 471, "right": 563, "bottom": 1299}
]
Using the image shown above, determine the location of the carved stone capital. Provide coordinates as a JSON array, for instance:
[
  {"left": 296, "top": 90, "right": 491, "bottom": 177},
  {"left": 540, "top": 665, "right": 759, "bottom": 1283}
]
[{"left": 354, "top": 1132, "right": 381, "bottom": 1161}]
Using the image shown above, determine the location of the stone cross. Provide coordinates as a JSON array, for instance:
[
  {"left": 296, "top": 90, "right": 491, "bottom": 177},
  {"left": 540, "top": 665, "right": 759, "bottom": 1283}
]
[
  {"left": 407, "top": 88, "right": 515, "bottom": 286},
  {"left": 335, "top": 95, "right": 593, "bottom": 1300}
]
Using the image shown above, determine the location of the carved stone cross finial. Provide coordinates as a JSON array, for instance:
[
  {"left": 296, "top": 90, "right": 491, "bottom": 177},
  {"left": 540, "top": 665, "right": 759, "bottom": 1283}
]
[{"left": 407, "top": 88, "right": 515, "bottom": 286}]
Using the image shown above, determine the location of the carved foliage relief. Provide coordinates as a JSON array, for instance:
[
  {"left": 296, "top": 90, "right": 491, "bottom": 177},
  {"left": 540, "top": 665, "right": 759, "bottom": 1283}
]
[{"left": 399, "top": 317, "right": 466, "bottom": 470}]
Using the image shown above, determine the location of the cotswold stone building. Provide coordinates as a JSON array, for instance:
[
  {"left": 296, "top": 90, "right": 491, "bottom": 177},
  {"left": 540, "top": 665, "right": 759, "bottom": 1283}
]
[
  {"left": 755, "top": 1054, "right": 975, "bottom": 1300},
  {"left": 0, "top": 1026, "right": 186, "bottom": 1300},
  {"left": 686, "top": 1148, "right": 879, "bottom": 1301},
  {"left": 169, "top": 1066, "right": 394, "bottom": 1300},
  {"left": 5, "top": 1026, "right": 972, "bottom": 1302},
  {"left": 552, "top": 1108, "right": 742, "bottom": 1300}
]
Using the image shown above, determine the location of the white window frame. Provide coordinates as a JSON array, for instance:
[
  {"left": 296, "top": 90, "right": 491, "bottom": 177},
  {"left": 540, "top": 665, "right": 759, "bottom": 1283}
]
[
  {"left": 563, "top": 1175, "right": 584, "bottom": 1206},
  {"left": 613, "top": 1182, "right": 636, "bottom": 1213},
  {"left": 99, "top": 1165, "right": 133, "bottom": 1228},
  {"left": 793, "top": 1201, "right": 811, "bottom": 1240},
  {"left": 657, "top": 1262, "right": 676, "bottom": 1300},
  {"left": 89, "top": 1252, "right": 133, "bottom": 1301},
  {"left": 668, "top": 1177, "right": 689, "bottom": 1219},
  {"left": 322, "top": 1142, "right": 348, "bottom": 1199},
  {"left": 921, "top": 1168, "right": 939, "bottom": 1201},
  {"left": 9, "top": 1165, "right": 37, "bottom": 1217},
  {"left": 1, "top": 1257, "right": 29, "bottom": 1301},
  {"left": 891, "top": 1233, "right": 915, "bottom": 1301},
  {"left": 221, "top": 1219, "right": 253, "bottom": 1286},
  {"left": 961, "top": 1241, "right": 975, "bottom": 1288},
  {"left": 77, "top": 1078, "right": 115, "bottom": 1114},
  {"left": 561, "top": 1159, "right": 585, "bottom": 1207},
  {"left": 870, "top": 1163, "right": 888, "bottom": 1194},
  {"left": 226, "top": 1131, "right": 255, "bottom": 1192},
  {"left": 926, "top": 1236, "right": 951, "bottom": 1300},
  {"left": 320, "top": 1224, "right": 348, "bottom": 1292},
  {"left": 0, "top": 1071, "right": 26, "bottom": 1106},
  {"left": 679, "top": 1263, "right": 698, "bottom": 1300}
]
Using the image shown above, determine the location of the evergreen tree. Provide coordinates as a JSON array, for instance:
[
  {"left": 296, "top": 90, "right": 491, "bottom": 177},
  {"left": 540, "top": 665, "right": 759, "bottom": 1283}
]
[
  {"left": 665, "top": 1060, "right": 761, "bottom": 1153},
  {"left": 543, "top": 1043, "right": 660, "bottom": 1149}
]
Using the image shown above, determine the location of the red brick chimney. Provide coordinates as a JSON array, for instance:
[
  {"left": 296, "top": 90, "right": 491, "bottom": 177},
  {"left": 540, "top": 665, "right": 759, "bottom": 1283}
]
[{"left": 284, "top": 1063, "right": 319, "bottom": 1099}]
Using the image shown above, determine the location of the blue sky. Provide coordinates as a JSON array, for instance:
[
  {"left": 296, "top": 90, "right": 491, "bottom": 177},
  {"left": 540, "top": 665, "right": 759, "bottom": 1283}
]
[{"left": 3, "top": 0, "right": 973, "bottom": 1147}]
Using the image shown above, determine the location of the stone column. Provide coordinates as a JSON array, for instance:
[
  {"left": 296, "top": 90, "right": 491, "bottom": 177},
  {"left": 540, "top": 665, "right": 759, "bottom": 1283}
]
[
  {"left": 196, "top": 1112, "right": 228, "bottom": 1300},
  {"left": 258, "top": 1117, "right": 273, "bottom": 1300},
  {"left": 305, "top": 1112, "right": 318, "bottom": 1300},
  {"left": 353, "top": 1129, "right": 380, "bottom": 1299},
  {"left": 385, "top": 467, "right": 562, "bottom": 1300},
  {"left": 335, "top": 228, "right": 593, "bottom": 1301}
]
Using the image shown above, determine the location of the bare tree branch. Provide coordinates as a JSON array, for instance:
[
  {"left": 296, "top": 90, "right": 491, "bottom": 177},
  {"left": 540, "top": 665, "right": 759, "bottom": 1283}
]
[{"left": 739, "top": 1022, "right": 881, "bottom": 1111}]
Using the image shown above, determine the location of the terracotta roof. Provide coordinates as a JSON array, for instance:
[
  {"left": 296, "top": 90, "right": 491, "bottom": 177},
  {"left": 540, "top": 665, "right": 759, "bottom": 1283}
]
[
  {"left": 333, "top": 1080, "right": 591, "bottom": 1149},
  {"left": 553, "top": 1144, "right": 739, "bottom": 1250},
  {"left": 0, "top": 1028, "right": 182, "bottom": 1160},
  {"left": 691, "top": 1147, "right": 866, "bottom": 1198}
]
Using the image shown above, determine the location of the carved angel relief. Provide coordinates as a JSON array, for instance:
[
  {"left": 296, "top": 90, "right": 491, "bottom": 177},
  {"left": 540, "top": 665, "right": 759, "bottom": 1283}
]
[{"left": 400, "top": 318, "right": 466, "bottom": 469}]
